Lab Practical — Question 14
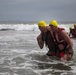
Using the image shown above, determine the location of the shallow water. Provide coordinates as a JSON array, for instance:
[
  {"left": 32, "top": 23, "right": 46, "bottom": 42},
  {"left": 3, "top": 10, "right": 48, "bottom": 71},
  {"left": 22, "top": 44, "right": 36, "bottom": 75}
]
[{"left": 0, "top": 30, "right": 76, "bottom": 75}]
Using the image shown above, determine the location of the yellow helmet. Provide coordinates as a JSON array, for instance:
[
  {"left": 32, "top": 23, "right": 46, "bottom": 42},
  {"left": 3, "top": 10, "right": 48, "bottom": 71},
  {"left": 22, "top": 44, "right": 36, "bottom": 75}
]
[
  {"left": 74, "top": 24, "right": 76, "bottom": 27},
  {"left": 69, "top": 27, "right": 72, "bottom": 30},
  {"left": 38, "top": 21, "right": 46, "bottom": 27},
  {"left": 49, "top": 20, "right": 58, "bottom": 27}
]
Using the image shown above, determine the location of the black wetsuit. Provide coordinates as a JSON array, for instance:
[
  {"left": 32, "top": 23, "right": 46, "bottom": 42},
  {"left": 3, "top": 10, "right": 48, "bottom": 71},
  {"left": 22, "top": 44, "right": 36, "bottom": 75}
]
[{"left": 42, "top": 31, "right": 58, "bottom": 56}]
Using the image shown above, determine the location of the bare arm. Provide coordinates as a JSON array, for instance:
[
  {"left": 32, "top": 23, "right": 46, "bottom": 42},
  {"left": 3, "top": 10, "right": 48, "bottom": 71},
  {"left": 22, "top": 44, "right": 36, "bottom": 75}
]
[
  {"left": 61, "top": 30, "right": 73, "bottom": 48},
  {"left": 61, "top": 30, "right": 73, "bottom": 61},
  {"left": 62, "top": 30, "right": 73, "bottom": 54},
  {"left": 37, "top": 33, "right": 44, "bottom": 49}
]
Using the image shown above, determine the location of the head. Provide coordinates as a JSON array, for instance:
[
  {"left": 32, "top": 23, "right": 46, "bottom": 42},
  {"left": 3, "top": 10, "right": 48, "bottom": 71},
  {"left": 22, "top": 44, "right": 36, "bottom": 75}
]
[
  {"left": 38, "top": 20, "right": 47, "bottom": 33},
  {"left": 69, "top": 27, "right": 72, "bottom": 30},
  {"left": 49, "top": 20, "right": 58, "bottom": 32},
  {"left": 74, "top": 24, "right": 76, "bottom": 29}
]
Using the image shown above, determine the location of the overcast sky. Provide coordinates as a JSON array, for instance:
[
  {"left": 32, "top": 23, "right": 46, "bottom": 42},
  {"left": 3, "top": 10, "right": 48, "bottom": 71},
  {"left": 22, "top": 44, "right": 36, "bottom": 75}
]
[{"left": 0, "top": 0, "right": 76, "bottom": 22}]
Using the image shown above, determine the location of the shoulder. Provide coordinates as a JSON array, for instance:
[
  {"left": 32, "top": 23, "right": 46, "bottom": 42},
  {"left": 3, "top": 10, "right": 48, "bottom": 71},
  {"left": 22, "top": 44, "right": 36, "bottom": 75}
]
[
  {"left": 58, "top": 27, "right": 65, "bottom": 31},
  {"left": 46, "top": 26, "right": 52, "bottom": 32},
  {"left": 61, "top": 30, "right": 69, "bottom": 37},
  {"left": 58, "top": 27, "right": 66, "bottom": 34}
]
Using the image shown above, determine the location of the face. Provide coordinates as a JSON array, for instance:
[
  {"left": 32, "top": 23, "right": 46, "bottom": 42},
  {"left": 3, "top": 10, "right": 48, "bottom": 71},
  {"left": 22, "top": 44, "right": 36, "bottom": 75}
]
[
  {"left": 39, "top": 26, "right": 46, "bottom": 33},
  {"left": 50, "top": 25, "right": 57, "bottom": 32}
]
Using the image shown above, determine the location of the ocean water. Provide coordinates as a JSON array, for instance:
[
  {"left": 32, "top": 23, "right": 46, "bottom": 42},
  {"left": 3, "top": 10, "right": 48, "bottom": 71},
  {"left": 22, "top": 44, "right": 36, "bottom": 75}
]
[{"left": 0, "top": 23, "right": 76, "bottom": 75}]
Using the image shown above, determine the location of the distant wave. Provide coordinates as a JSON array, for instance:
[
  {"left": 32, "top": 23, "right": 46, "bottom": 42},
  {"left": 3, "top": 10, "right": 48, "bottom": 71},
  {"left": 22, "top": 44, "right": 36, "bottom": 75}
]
[
  {"left": 0, "top": 23, "right": 73, "bottom": 32},
  {"left": 0, "top": 28, "right": 15, "bottom": 31},
  {"left": 0, "top": 24, "right": 38, "bottom": 31}
]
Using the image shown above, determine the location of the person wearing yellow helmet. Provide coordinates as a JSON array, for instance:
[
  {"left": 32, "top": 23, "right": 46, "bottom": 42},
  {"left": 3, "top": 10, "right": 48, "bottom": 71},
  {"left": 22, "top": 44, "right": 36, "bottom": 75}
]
[
  {"left": 49, "top": 20, "right": 58, "bottom": 27},
  {"left": 38, "top": 21, "right": 47, "bottom": 33},
  {"left": 49, "top": 20, "right": 59, "bottom": 32},
  {"left": 69, "top": 27, "right": 72, "bottom": 30},
  {"left": 69, "top": 27, "right": 74, "bottom": 37},
  {"left": 48, "top": 20, "right": 73, "bottom": 61},
  {"left": 74, "top": 24, "right": 76, "bottom": 28},
  {"left": 69, "top": 24, "right": 76, "bottom": 38},
  {"left": 37, "top": 21, "right": 47, "bottom": 49},
  {"left": 73, "top": 24, "right": 76, "bottom": 37},
  {"left": 37, "top": 20, "right": 73, "bottom": 61},
  {"left": 38, "top": 20, "right": 46, "bottom": 27},
  {"left": 37, "top": 20, "right": 58, "bottom": 57}
]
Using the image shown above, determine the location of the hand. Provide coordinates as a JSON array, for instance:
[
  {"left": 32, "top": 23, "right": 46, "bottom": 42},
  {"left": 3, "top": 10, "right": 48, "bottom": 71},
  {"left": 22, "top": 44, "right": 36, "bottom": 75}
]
[
  {"left": 61, "top": 54, "right": 72, "bottom": 61},
  {"left": 61, "top": 54, "right": 67, "bottom": 61}
]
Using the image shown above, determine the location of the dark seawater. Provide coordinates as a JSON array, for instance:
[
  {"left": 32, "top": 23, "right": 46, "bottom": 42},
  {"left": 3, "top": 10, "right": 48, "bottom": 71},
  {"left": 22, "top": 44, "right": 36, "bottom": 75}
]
[{"left": 0, "top": 27, "right": 76, "bottom": 75}]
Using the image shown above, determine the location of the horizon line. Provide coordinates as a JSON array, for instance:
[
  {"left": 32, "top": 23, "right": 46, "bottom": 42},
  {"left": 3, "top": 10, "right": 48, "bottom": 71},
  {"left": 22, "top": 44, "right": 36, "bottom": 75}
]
[{"left": 0, "top": 20, "right": 76, "bottom": 24}]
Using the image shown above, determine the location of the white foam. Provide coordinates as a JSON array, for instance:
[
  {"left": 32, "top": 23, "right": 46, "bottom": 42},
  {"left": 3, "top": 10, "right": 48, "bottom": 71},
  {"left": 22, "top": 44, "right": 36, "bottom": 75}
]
[{"left": 0, "top": 23, "right": 73, "bottom": 31}]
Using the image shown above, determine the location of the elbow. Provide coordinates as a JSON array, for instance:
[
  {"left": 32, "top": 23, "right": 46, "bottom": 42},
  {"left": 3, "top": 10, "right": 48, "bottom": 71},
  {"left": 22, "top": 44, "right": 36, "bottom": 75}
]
[
  {"left": 40, "top": 46, "right": 43, "bottom": 49},
  {"left": 39, "top": 44, "right": 44, "bottom": 49}
]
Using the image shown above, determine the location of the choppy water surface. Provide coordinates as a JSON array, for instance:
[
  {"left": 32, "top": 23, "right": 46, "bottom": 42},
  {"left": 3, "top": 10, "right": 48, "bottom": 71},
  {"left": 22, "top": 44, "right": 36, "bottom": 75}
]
[{"left": 0, "top": 25, "right": 76, "bottom": 75}]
